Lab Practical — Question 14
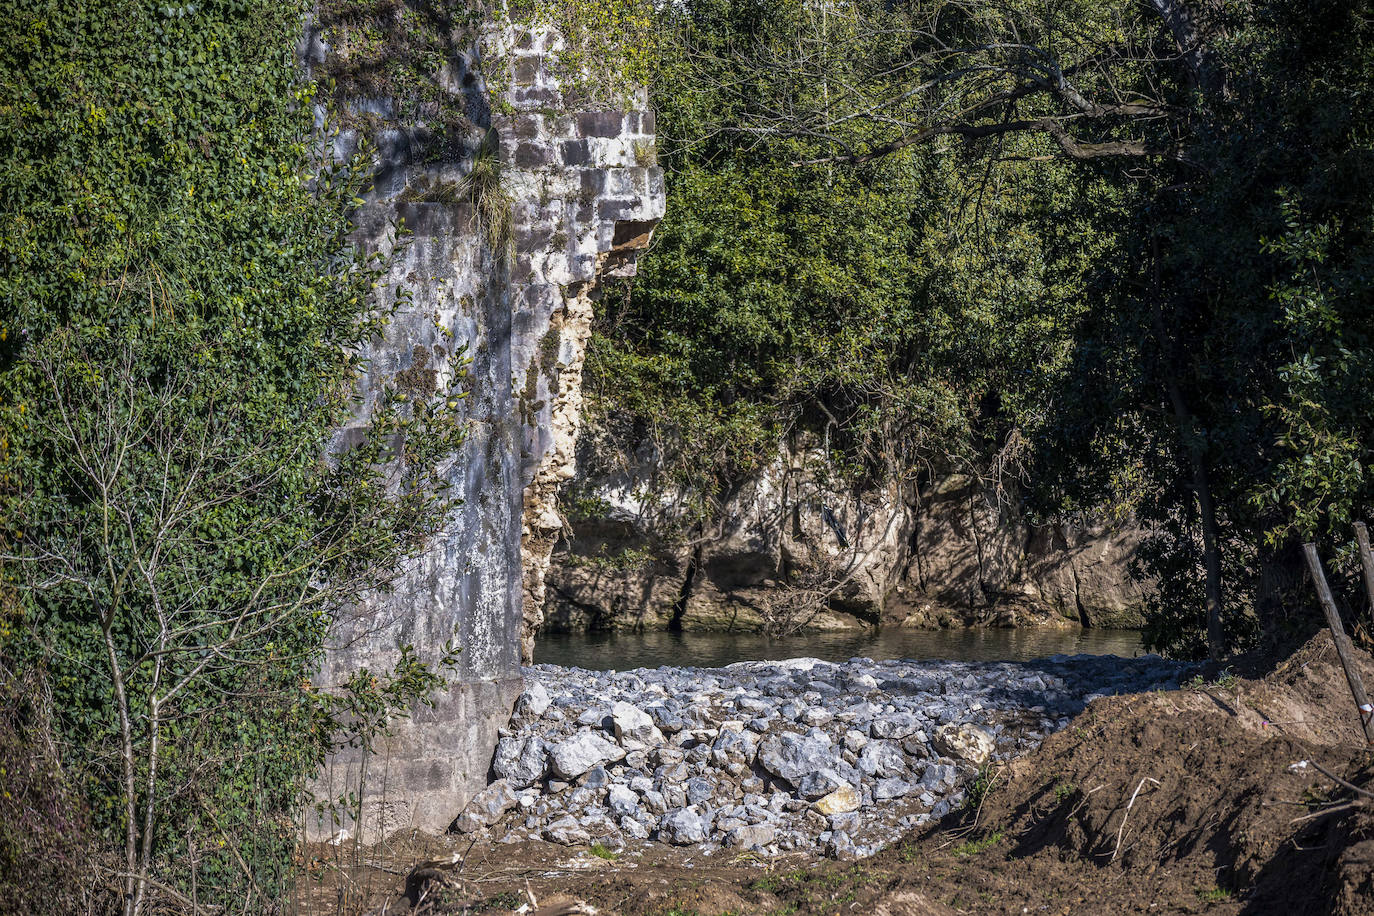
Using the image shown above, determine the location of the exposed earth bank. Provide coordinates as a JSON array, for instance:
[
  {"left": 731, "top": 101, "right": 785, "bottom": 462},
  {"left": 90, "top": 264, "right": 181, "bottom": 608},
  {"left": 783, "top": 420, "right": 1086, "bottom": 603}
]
[{"left": 327, "top": 633, "right": 1374, "bottom": 915}]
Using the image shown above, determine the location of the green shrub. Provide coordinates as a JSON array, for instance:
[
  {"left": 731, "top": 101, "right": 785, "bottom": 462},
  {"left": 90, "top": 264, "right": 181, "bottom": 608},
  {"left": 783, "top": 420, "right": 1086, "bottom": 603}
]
[{"left": 0, "top": 0, "right": 465, "bottom": 911}]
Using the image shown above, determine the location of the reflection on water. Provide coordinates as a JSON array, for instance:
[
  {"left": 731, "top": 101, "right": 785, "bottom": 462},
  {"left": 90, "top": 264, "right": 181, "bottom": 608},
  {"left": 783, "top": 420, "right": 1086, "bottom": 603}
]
[{"left": 533, "top": 626, "right": 1146, "bottom": 670}]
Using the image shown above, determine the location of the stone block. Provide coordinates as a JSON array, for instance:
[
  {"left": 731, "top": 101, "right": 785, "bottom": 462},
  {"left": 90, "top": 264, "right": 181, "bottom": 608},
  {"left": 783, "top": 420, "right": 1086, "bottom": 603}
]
[
  {"left": 598, "top": 198, "right": 636, "bottom": 221},
  {"left": 514, "top": 142, "right": 553, "bottom": 169},
  {"left": 512, "top": 87, "right": 561, "bottom": 108},
  {"left": 560, "top": 139, "right": 592, "bottom": 166},
  {"left": 512, "top": 114, "right": 543, "bottom": 140},
  {"left": 579, "top": 170, "right": 606, "bottom": 196},
  {"left": 393, "top": 202, "right": 451, "bottom": 238},
  {"left": 576, "top": 111, "right": 626, "bottom": 138},
  {"left": 514, "top": 55, "right": 542, "bottom": 87}
]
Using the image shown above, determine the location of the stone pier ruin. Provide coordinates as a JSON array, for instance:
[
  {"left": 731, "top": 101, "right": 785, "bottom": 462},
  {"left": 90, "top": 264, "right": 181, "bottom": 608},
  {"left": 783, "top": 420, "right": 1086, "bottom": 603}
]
[{"left": 307, "top": 22, "right": 664, "bottom": 839}]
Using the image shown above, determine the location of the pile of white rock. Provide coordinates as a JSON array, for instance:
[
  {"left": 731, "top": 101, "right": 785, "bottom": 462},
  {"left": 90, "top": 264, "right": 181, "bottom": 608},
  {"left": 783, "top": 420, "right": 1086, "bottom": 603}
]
[{"left": 453, "top": 654, "right": 1187, "bottom": 859}]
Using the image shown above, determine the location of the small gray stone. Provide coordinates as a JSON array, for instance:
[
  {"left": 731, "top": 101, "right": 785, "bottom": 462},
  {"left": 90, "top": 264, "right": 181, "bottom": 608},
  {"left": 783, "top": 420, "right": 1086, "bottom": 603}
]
[
  {"left": 648, "top": 706, "right": 685, "bottom": 733},
  {"left": 843, "top": 672, "right": 879, "bottom": 692},
  {"left": 919, "top": 763, "right": 958, "bottom": 791},
  {"left": 828, "top": 811, "right": 862, "bottom": 833},
  {"left": 758, "top": 732, "right": 834, "bottom": 786},
  {"left": 454, "top": 779, "right": 518, "bottom": 833},
  {"left": 797, "top": 769, "right": 849, "bottom": 801},
  {"left": 901, "top": 734, "right": 930, "bottom": 757},
  {"left": 871, "top": 713, "right": 921, "bottom": 740},
  {"left": 654, "top": 762, "right": 689, "bottom": 783},
  {"left": 549, "top": 731, "right": 626, "bottom": 780},
  {"left": 736, "top": 696, "right": 771, "bottom": 715},
  {"left": 725, "top": 823, "right": 775, "bottom": 849},
  {"left": 826, "top": 831, "right": 860, "bottom": 861},
  {"left": 493, "top": 736, "right": 547, "bottom": 789},
  {"left": 651, "top": 746, "right": 684, "bottom": 766},
  {"left": 577, "top": 707, "right": 613, "bottom": 728},
  {"left": 663, "top": 784, "right": 688, "bottom": 809},
  {"left": 612, "top": 700, "right": 666, "bottom": 749},
  {"left": 544, "top": 815, "right": 591, "bottom": 846},
  {"left": 858, "top": 740, "right": 906, "bottom": 779},
  {"left": 716, "top": 816, "right": 747, "bottom": 833},
  {"left": 641, "top": 790, "right": 668, "bottom": 814},
  {"left": 874, "top": 778, "right": 912, "bottom": 801},
  {"left": 711, "top": 728, "right": 758, "bottom": 766},
  {"left": 658, "top": 807, "right": 709, "bottom": 845},
  {"left": 685, "top": 776, "right": 715, "bottom": 806},
  {"left": 608, "top": 784, "right": 640, "bottom": 818},
  {"left": 580, "top": 811, "right": 622, "bottom": 844},
  {"left": 515, "top": 682, "right": 550, "bottom": 718}
]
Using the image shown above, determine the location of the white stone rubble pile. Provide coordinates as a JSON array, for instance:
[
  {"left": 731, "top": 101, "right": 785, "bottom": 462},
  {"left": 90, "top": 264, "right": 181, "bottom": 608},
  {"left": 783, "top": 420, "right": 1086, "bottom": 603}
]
[{"left": 453, "top": 653, "right": 1187, "bottom": 859}]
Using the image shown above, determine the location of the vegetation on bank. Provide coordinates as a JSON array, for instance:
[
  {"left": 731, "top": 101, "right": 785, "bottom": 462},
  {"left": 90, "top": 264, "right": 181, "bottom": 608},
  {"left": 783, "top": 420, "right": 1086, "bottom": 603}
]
[
  {"left": 585, "top": 0, "right": 1374, "bottom": 659},
  {"left": 0, "top": 0, "right": 469, "bottom": 911},
  {"left": 0, "top": 0, "right": 658, "bottom": 910}
]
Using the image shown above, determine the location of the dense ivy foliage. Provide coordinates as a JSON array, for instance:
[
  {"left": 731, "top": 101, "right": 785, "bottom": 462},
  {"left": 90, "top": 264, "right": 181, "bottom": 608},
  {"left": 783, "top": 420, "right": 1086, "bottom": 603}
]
[
  {"left": 589, "top": 0, "right": 1374, "bottom": 658},
  {"left": 1034, "top": 0, "right": 1374, "bottom": 655},
  {"left": 586, "top": 0, "right": 1126, "bottom": 531},
  {"left": 0, "top": 0, "right": 465, "bottom": 910}
]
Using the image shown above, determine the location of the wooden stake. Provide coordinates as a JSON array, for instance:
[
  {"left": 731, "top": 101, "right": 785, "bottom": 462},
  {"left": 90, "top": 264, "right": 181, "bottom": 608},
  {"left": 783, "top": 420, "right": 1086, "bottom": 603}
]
[
  {"left": 1303, "top": 542, "right": 1374, "bottom": 745},
  {"left": 1354, "top": 522, "right": 1374, "bottom": 627}
]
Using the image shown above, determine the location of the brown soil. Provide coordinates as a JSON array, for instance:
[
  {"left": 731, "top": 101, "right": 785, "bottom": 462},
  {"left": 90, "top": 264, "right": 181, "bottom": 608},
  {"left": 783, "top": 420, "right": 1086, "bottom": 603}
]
[{"left": 311, "top": 632, "right": 1374, "bottom": 916}]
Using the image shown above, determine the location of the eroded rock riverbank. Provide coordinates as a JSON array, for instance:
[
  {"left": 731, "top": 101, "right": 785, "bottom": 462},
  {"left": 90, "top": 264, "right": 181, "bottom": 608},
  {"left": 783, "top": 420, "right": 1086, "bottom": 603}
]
[{"left": 453, "top": 653, "right": 1190, "bottom": 859}]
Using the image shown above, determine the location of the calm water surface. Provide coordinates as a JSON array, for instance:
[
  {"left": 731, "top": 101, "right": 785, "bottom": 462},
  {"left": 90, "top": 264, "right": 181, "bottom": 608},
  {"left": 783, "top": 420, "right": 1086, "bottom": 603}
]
[{"left": 534, "top": 627, "right": 1145, "bottom": 670}]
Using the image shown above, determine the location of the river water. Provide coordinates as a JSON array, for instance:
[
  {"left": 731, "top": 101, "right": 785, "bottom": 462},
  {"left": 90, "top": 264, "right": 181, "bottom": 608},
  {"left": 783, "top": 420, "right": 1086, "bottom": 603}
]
[{"left": 534, "top": 626, "right": 1146, "bottom": 670}]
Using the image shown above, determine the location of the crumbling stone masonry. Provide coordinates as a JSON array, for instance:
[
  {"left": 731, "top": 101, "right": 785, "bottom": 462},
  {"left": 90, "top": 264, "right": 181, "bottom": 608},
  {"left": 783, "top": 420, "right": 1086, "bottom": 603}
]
[{"left": 307, "top": 24, "right": 663, "bottom": 839}]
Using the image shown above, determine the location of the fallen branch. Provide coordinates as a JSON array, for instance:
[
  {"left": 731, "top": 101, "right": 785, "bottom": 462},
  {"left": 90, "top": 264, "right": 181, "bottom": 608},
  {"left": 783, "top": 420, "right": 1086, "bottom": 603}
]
[
  {"left": 94, "top": 866, "right": 218, "bottom": 916},
  {"left": 1307, "top": 759, "right": 1374, "bottom": 800},
  {"left": 1290, "top": 801, "right": 1366, "bottom": 825},
  {"left": 1110, "top": 776, "right": 1161, "bottom": 863},
  {"left": 1302, "top": 543, "right": 1374, "bottom": 744}
]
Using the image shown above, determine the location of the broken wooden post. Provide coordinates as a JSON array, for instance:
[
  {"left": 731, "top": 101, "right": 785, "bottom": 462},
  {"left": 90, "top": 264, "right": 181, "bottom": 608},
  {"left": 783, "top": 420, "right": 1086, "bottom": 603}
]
[
  {"left": 1303, "top": 542, "right": 1374, "bottom": 745},
  {"left": 1354, "top": 522, "right": 1374, "bottom": 628}
]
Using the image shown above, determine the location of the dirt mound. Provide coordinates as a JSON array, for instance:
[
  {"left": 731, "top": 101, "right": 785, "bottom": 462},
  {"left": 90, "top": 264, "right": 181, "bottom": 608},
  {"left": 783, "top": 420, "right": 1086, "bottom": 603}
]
[
  {"left": 344, "top": 632, "right": 1374, "bottom": 915},
  {"left": 805, "top": 630, "right": 1374, "bottom": 914}
]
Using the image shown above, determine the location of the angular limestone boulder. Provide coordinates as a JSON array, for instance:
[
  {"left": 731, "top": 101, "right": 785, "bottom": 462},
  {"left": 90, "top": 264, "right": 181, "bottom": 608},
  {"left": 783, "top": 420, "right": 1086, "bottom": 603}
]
[
  {"left": 610, "top": 700, "right": 665, "bottom": 749},
  {"left": 549, "top": 730, "right": 626, "bottom": 779},
  {"left": 814, "top": 785, "right": 861, "bottom": 816},
  {"left": 933, "top": 723, "right": 995, "bottom": 764},
  {"left": 453, "top": 779, "right": 518, "bottom": 833}
]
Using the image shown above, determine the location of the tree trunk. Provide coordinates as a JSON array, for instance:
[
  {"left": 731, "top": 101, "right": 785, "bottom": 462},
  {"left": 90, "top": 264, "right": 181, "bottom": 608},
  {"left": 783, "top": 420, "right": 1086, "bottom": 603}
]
[
  {"left": 1150, "top": 230, "right": 1225, "bottom": 660},
  {"left": 1165, "top": 379, "right": 1226, "bottom": 659},
  {"left": 103, "top": 618, "right": 140, "bottom": 916},
  {"left": 1144, "top": 0, "right": 1226, "bottom": 97}
]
